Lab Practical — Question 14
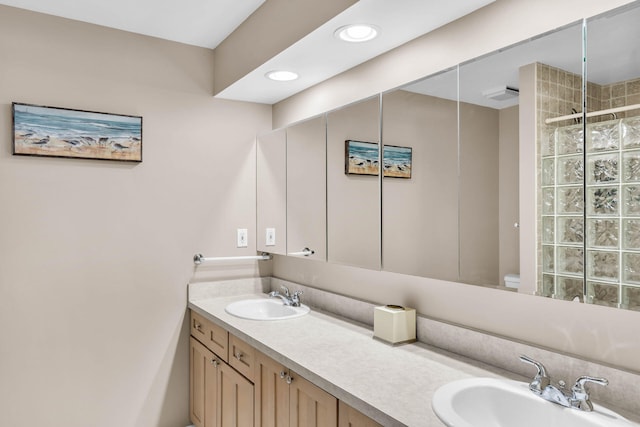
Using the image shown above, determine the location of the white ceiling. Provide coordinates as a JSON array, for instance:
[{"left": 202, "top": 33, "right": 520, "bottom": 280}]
[
  {"left": 0, "top": 0, "right": 265, "bottom": 49},
  {"left": 0, "top": 0, "right": 495, "bottom": 104}
]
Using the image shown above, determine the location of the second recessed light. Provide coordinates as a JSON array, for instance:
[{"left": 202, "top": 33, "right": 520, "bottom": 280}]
[
  {"left": 265, "top": 70, "right": 299, "bottom": 81},
  {"left": 335, "top": 24, "right": 379, "bottom": 43}
]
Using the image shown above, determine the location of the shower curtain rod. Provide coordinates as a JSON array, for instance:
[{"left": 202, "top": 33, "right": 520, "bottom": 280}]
[{"left": 545, "top": 103, "right": 640, "bottom": 124}]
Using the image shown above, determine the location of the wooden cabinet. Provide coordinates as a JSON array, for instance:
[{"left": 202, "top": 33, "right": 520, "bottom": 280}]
[
  {"left": 190, "top": 312, "right": 254, "bottom": 427},
  {"left": 338, "top": 402, "right": 382, "bottom": 427},
  {"left": 229, "top": 334, "right": 256, "bottom": 382},
  {"left": 219, "top": 361, "right": 254, "bottom": 427},
  {"left": 254, "top": 352, "right": 290, "bottom": 427},
  {"left": 192, "top": 310, "right": 229, "bottom": 362},
  {"left": 190, "top": 336, "right": 217, "bottom": 427},
  {"left": 255, "top": 351, "right": 337, "bottom": 427},
  {"left": 290, "top": 374, "right": 338, "bottom": 427},
  {"left": 190, "top": 310, "right": 382, "bottom": 427}
]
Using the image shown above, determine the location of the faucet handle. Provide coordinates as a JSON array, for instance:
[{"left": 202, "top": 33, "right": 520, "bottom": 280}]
[
  {"left": 571, "top": 376, "right": 608, "bottom": 411},
  {"left": 520, "top": 355, "right": 550, "bottom": 393}
]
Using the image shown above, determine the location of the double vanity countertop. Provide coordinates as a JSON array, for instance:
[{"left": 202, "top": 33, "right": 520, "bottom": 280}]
[{"left": 188, "top": 290, "right": 518, "bottom": 426}]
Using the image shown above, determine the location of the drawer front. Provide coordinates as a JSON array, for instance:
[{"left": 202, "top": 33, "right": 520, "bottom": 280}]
[
  {"left": 190, "top": 310, "right": 229, "bottom": 362},
  {"left": 229, "top": 334, "right": 255, "bottom": 382},
  {"left": 206, "top": 321, "right": 229, "bottom": 363},
  {"left": 190, "top": 310, "right": 209, "bottom": 342}
]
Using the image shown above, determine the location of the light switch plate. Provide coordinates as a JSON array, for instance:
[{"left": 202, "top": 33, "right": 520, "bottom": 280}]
[
  {"left": 237, "top": 228, "right": 248, "bottom": 248},
  {"left": 265, "top": 228, "right": 276, "bottom": 246}
]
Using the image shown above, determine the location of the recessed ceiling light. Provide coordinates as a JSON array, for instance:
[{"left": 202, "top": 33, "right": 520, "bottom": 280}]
[
  {"left": 265, "top": 70, "right": 299, "bottom": 81},
  {"left": 335, "top": 24, "right": 379, "bottom": 43}
]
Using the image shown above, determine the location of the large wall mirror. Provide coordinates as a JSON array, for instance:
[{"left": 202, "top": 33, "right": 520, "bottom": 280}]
[
  {"left": 257, "top": 2, "right": 640, "bottom": 311},
  {"left": 578, "top": 3, "right": 640, "bottom": 310},
  {"left": 458, "top": 20, "right": 584, "bottom": 291},
  {"left": 286, "top": 115, "right": 327, "bottom": 260},
  {"left": 381, "top": 68, "right": 459, "bottom": 281},
  {"left": 327, "top": 96, "right": 381, "bottom": 270},
  {"left": 257, "top": 128, "right": 287, "bottom": 255},
  {"left": 256, "top": 116, "right": 328, "bottom": 259}
]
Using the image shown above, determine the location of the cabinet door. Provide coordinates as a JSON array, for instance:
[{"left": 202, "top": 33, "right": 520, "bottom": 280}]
[
  {"left": 255, "top": 352, "right": 290, "bottom": 427},
  {"left": 338, "top": 401, "right": 382, "bottom": 427},
  {"left": 290, "top": 373, "right": 337, "bottom": 427},
  {"left": 190, "top": 337, "right": 218, "bottom": 427},
  {"left": 219, "top": 362, "right": 255, "bottom": 427}
]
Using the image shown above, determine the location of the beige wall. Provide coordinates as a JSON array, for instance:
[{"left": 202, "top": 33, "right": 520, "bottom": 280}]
[
  {"left": 272, "top": 0, "right": 640, "bottom": 373},
  {"left": 0, "top": 6, "right": 271, "bottom": 427}
]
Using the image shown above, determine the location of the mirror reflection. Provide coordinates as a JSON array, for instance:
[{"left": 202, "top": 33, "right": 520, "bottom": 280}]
[
  {"left": 256, "top": 2, "right": 640, "bottom": 311},
  {"left": 327, "top": 96, "right": 381, "bottom": 270},
  {"left": 548, "top": 3, "right": 640, "bottom": 310},
  {"left": 382, "top": 68, "right": 459, "bottom": 281},
  {"left": 256, "top": 128, "right": 287, "bottom": 255},
  {"left": 581, "top": 3, "right": 640, "bottom": 311},
  {"left": 286, "top": 115, "right": 327, "bottom": 260}
]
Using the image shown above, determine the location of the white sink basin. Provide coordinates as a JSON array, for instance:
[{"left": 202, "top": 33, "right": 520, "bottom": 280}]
[
  {"left": 225, "top": 298, "right": 310, "bottom": 320},
  {"left": 432, "top": 378, "right": 637, "bottom": 427}
]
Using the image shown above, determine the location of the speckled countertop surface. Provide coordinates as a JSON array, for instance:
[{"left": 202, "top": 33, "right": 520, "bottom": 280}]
[{"left": 188, "top": 292, "right": 519, "bottom": 427}]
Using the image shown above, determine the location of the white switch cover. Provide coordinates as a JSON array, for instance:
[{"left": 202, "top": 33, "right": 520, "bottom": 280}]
[
  {"left": 265, "top": 228, "right": 276, "bottom": 246},
  {"left": 237, "top": 228, "right": 248, "bottom": 248}
]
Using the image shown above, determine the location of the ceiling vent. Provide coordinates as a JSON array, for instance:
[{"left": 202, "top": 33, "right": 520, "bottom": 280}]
[{"left": 482, "top": 86, "right": 519, "bottom": 101}]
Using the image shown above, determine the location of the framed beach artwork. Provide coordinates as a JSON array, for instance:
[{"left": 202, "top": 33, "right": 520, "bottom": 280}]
[
  {"left": 12, "top": 102, "right": 142, "bottom": 162},
  {"left": 345, "top": 140, "right": 412, "bottom": 179}
]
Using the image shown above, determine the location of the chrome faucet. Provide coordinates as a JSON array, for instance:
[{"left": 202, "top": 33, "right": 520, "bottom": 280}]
[
  {"left": 269, "top": 285, "right": 304, "bottom": 307},
  {"left": 520, "top": 355, "right": 608, "bottom": 412}
]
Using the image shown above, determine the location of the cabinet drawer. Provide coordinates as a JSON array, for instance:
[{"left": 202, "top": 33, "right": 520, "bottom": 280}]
[
  {"left": 229, "top": 334, "right": 255, "bottom": 382},
  {"left": 190, "top": 310, "right": 228, "bottom": 362}
]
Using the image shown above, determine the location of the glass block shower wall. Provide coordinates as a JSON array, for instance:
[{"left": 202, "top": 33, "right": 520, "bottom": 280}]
[{"left": 542, "top": 117, "right": 640, "bottom": 310}]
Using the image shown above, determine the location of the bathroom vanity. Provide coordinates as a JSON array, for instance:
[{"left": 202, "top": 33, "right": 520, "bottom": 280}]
[
  {"left": 188, "top": 279, "right": 521, "bottom": 426},
  {"left": 188, "top": 278, "right": 640, "bottom": 427}
]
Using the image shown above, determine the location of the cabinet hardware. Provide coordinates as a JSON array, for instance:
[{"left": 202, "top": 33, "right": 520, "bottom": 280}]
[
  {"left": 279, "top": 370, "right": 293, "bottom": 384},
  {"left": 194, "top": 322, "right": 202, "bottom": 332},
  {"left": 234, "top": 352, "right": 243, "bottom": 361},
  {"left": 211, "top": 359, "right": 219, "bottom": 367}
]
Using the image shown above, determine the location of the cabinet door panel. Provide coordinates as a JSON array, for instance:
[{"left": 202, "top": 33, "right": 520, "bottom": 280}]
[
  {"left": 338, "top": 401, "right": 382, "bottom": 427},
  {"left": 255, "top": 352, "right": 290, "bottom": 427},
  {"left": 219, "top": 362, "right": 255, "bottom": 427},
  {"left": 290, "top": 373, "right": 337, "bottom": 427},
  {"left": 190, "top": 337, "right": 218, "bottom": 427}
]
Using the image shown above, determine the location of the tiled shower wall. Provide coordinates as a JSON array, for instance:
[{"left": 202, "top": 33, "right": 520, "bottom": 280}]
[{"left": 536, "top": 62, "right": 640, "bottom": 310}]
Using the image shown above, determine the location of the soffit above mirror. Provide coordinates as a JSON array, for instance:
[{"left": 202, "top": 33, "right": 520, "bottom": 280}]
[{"left": 214, "top": 0, "right": 495, "bottom": 104}]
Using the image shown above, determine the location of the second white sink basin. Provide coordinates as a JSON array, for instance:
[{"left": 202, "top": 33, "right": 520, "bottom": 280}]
[
  {"left": 225, "top": 298, "right": 310, "bottom": 321},
  {"left": 432, "top": 378, "right": 637, "bottom": 427}
]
